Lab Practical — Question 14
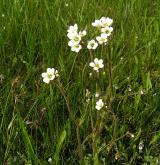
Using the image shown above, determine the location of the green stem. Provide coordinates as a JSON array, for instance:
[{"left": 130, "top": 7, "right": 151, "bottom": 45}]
[{"left": 55, "top": 80, "right": 82, "bottom": 159}]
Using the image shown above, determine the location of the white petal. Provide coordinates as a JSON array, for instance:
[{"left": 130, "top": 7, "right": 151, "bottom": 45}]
[
  {"left": 67, "top": 32, "right": 77, "bottom": 39},
  {"left": 93, "top": 43, "right": 98, "bottom": 49},
  {"left": 93, "top": 67, "right": 99, "bottom": 71},
  {"left": 99, "top": 63, "right": 104, "bottom": 68},
  {"left": 42, "top": 72, "right": 47, "bottom": 78},
  {"left": 68, "top": 40, "right": 76, "bottom": 47},
  {"left": 96, "top": 36, "right": 101, "bottom": 41},
  {"left": 47, "top": 68, "right": 55, "bottom": 74},
  {"left": 101, "top": 33, "right": 108, "bottom": 38},
  {"left": 95, "top": 105, "right": 101, "bottom": 110},
  {"left": 87, "top": 44, "right": 92, "bottom": 49},
  {"left": 43, "top": 77, "right": 50, "bottom": 84},
  {"left": 79, "top": 30, "right": 86, "bottom": 36},
  {"left": 99, "top": 59, "right": 103, "bottom": 64},
  {"left": 89, "top": 62, "right": 95, "bottom": 67},
  {"left": 94, "top": 58, "right": 99, "bottom": 63}
]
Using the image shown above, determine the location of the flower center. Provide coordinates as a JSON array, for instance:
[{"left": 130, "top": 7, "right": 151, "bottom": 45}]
[
  {"left": 95, "top": 63, "right": 100, "bottom": 68},
  {"left": 47, "top": 74, "right": 53, "bottom": 79},
  {"left": 74, "top": 36, "right": 80, "bottom": 42}
]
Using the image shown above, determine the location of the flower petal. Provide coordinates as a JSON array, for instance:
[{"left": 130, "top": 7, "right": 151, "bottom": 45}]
[
  {"left": 43, "top": 77, "right": 50, "bottom": 84},
  {"left": 89, "top": 62, "right": 95, "bottom": 67}
]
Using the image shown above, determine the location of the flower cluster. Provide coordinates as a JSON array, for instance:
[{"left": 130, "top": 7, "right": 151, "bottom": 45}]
[
  {"left": 67, "top": 24, "right": 86, "bottom": 53},
  {"left": 41, "top": 68, "right": 59, "bottom": 84},
  {"left": 92, "top": 17, "right": 113, "bottom": 45}
]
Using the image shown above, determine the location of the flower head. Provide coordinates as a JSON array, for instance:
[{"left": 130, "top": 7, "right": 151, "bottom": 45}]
[
  {"left": 92, "top": 19, "right": 102, "bottom": 28},
  {"left": 101, "top": 26, "right": 113, "bottom": 36},
  {"left": 71, "top": 44, "right": 82, "bottom": 53},
  {"left": 87, "top": 39, "right": 98, "bottom": 49},
  {"left": 95, "top": 99, "right": 104, "bottom": 110},
  {"left": 96, "top": 33, "right": 108, "bottom": 44},
  {"left": 41, "top": 68, "right": 59, "bottom": 84},
  {"left": 67, "top": 32, "right": 81, "bottom": 44},
  {"left": 79, "top": 30, "right": 87, "bottom": 37},
  {"left": 48, "top": 157, "right": 52, "bottom": 164},
  {"left": 100, "top": 17, "right": 113, "bottom": 27},
  {"left": 89, "top": 58, "right": 104, "bottom": 72},
  {"left": 67, "top": 24, "right": 86, "bottom": 53},
  {"left": 67, "top": 24, "right": 78, "bottom": 34}
]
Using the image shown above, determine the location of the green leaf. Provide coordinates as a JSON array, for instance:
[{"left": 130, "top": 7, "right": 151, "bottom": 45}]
[
  {"left": 149, "top": 131, "right": 160, "bottom": 145},
  {"left": 54, "top": 129, "right": 66, "bottom": 164}
]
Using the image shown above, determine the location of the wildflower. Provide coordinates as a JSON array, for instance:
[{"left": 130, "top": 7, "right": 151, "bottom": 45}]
[
  {"left": 0, "top": 74, "right": 4, "bottom": 83},
  {"left": 89, "top": 58, "right": 104, "bottom": 72},
  {"left": 95, "top": 99, "right": 104, "bottom": 110},
  {"left": 65, "top": 3, "right": 69, "bottom": 7},
  {"left": 96, "top": 33, "right": 108, "bottom": 44},
  {"left": 2, "top": 14, "right": 5, "bottom": 17},
  {"left": 79, "top": 30, "right": 87, "bottom": 37},
  {"left": 128, "top": 87, "right": 132, "bottom": 92},
  {"left": 41, "top": 68, "right": 59, "bottom": 84},
  {"left": 140, "top": 90, "right": 144, "bottom": 95},
  {"left": 95, "top": 93, "right": 99, "bottom": 98},
  {"left": 139, "top": 141, "right": 144, "bottom": 151},
  {"left": 87, "top": 39, "right": 98, "bottom": 49},
  {"left": 153, "top": 93, "right": 157, "bottom": 96},
  {"left": 85, "top": 89, "right": 91, "bottom": 98},
  {"left": 48, "top": 157, "right": 52, "bottom": 163},
  {"left": 67, "top": 24, "right": 86, "bottom": 53},
  {"left": 67, "top": 24, "right": 78, "bottom": 34},
  {"left": 71, "top": 44, "right": 82, "bottom": 53},
  {"left": 86, "top": 98, "right": 90, "bottom": 103},
  {"left": 92, "top": 19, "right": 102, "bottom": 28},
  {"left": 101, "top": 26, "right": 113, "bottom": 36},
  {"left": 100, "top": 17, "right": 113, "bottom": 27},
  {"left": 67, "top": 32, "right": 81, "bottom": 44}
]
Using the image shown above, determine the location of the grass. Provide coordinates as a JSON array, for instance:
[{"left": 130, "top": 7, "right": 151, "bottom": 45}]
[{"left": 0, "top": 0, "right": 160, "bottom": 164}]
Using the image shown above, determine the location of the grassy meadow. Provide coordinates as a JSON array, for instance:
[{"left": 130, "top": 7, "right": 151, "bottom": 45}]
[{"left": 0, "top": 0, "right": 160, "bottom": 164}]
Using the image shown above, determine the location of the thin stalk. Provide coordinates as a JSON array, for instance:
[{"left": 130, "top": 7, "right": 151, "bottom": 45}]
[
  {"left": 55, "top": 80, "right": 74, "bottom": 121},
  {"left": 55, "top": 80, "right": 82, "bottom": 159},
  {"left": 107, "top": 46, "right": 117, "bottom": 145},
  {"left": 67, "top": 53, "right": 79, "bottom": 83}
]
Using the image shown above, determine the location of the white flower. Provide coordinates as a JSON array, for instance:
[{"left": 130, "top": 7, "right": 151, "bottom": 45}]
[
  {"left": 41, "top": 68, "right": 59, "bottom": 84},
  {"left": 67, "top": 24, "right": 78, "bottom": 34},
  {"left": 87, "top": 40, "right": 98, "bottom": 49},
  {"left": 92, "top": 19, "right": 102, "bottom": 28},
  {"left": 128, "top": 87, "right": 132, "bottom": 92},
  {"left": 48, "top": 157, "right": 52, "bottom": 163},
  {"left": 95, "top": 99, "right": 104, "bottom": 110},
  {"left": 96, "top": 33, "right": 108, "bottom": 44},
  {"left": 100, "top": 17, "right": 113, "bottom": 27},
  {"left": 79, "top": 30, "right": 87, "bottom": 37},
  {"left": 89, "top": 58, "right": 104, "bottom": 72},
  {"left": 65, "top": 3, "right": 69, "bottom": 7},
  {"left": 139, "top": 141, "right": 144, "bottom": 151},
  {"left": 95, "top": 93, "right": 99, "bottom": 98},
  {"left": 101, "top": 26, "right": 113, "bottom": 36},
  {"left": 140, "top": 90, "right": 144, "bottom": 95},
  {"left": 71, "top": 44, "right": 82, "bottom": 53},
  {"left": 67, "top": 32, "right": 81, "bottom": 44}
]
